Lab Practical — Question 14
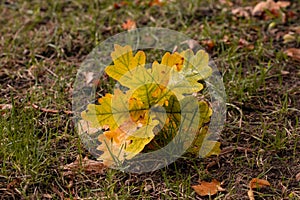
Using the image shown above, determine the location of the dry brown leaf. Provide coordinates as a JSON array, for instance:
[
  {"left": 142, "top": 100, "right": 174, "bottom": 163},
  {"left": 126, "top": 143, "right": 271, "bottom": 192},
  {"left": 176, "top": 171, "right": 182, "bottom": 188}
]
[
  {"left": 291, "top": 26, "right": 300, "bottom": 34},
  {"left": 83, "top": 71, "right": 94, "bottom": 84},
  {"left": 252, "top": 0, "right": 290, "bottom": 16},
  {"left": 219, "top": 0, "right": 233, "bottom": 6},
  {"left": 248, "top": 178, "right": 271, "bottom": 200},
  {"left": 232, "top": 7, "right": 250, "bottom": 19},
  {"left": 238, "top": 38, "right": 254, "bottom": 50},
  {"left": 62, "top": 156, "right": 106, "bottom": 176},
  {"left": 201, "top": 39, "right": 215, "bottom": 50},
  {"left": 276, "top": 1, "right": 291, "bottom": 8},
  {"left": 283, "top": 33, "right": 296, "bottom": 44},
  {"left": 122, "top": 19, "right": 137, "bottom": 31},
  {"left": 249, "top": 178, "right": 271, "bottom": 189},
  {"left": 280, "top": 70, "right": 289, "bottom": 75},
  {"left": 0, "top": 104, "right": 12, "bottom": 110},
  {"left": 296, "top": 172, "right": 300, "bottom": 182},
  {"left": 222, "top": 35, "right": 230, "bottom": 44},
  {"left": 284, "top": 48, "right": 300, "bottom": 61},
  {"left": 192, "top": 179, "right": 225, "bottom": 196},
  {"left": 149, "top": 0, "right": 164, "bottom": 7}
]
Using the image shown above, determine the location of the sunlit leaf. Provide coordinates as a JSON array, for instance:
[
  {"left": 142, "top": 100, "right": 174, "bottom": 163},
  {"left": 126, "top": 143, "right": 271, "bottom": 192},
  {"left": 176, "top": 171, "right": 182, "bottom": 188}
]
[
  {"left": 80, "top": 45, "right": 217, "bottom": 167},
  {"left": 180, "top": 49, "right": 212, "bottom": 81},
  {"left": 105, "top": 44, "right": 146, "bottom": 81}
]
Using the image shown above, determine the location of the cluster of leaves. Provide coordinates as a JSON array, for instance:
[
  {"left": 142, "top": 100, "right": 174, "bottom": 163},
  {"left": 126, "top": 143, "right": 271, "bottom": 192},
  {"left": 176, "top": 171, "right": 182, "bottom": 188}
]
[{"left": 80, "top": 45, "right": 219, "bottom": 167}]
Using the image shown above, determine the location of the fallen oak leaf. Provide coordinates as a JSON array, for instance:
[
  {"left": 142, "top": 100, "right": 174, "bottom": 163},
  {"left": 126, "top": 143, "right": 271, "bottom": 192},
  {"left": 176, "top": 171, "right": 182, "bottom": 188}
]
[
  {"left": 114, "top": 1, "right": 128, "bottom": 9},
  {"left": 0, "top": 104, "right": 13, "bottom": 110},
  {"left": 62, "top": 156, "right": 106, "bottom": 176},
  {"left": 192, "top": 179, "right": 225, "bottom": 196},
  {"left": 284, "top": 48, "right": 300, "bottom": 61},
  {"left": 201, "top": 39, "right": 215, "bottom": 50},
  {"left": 291, "top": 26, "right": 300, "bottom": 34},
  {"left": 276, "top": 1, "right": 291, "bottom": 8},
  {"left": 232, "top": 7, "right": 251, "bottom": 19},
  {"left": 238, "top": 38, "right": 255, "bottom": 50},
  {"left": 248, "top": 178, "right": 271, "bottom": 200},
  {"left": 283, "top": 33, "right": 296, "bottom": 44},
  {"left": 252, "top": 0, "right": 290, "bottom": 16},
  {"left": 249, "top": 178, "right": 270, "bottom": 189}
]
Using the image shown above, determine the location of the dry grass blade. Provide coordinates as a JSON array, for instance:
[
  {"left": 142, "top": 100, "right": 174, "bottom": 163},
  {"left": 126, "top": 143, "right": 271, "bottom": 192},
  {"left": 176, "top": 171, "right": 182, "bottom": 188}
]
[{"left": 284, "top": 48, "right": 300, "bottom": 61}]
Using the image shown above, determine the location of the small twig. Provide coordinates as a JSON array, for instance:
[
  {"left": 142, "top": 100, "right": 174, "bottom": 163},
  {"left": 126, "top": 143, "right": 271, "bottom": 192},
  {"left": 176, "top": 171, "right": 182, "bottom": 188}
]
[
  {"left": 219, "top": 146, "right": 253, "bottom": 155},
  {"left": 31, "top": 103, "right": 73, "bottom": 115}
]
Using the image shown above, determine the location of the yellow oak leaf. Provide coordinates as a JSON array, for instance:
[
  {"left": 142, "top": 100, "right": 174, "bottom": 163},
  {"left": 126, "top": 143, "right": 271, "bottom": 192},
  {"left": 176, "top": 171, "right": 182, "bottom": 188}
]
[
  {"left": 97, "top": 133, "right": 128, "bottom": 167},
  {"left": 81, "top": 93, "right": 119, "bottom": 130},
  {"left": 81, "top": 89, "right": 150, "bottom": 131},
  {"left": 105, "top": 44, "right": 146, "bottom": 81},
  {"left": 103, "top": 127, "right": 127, "bottom": 145},
  {"left": 161, "top": 52, "right": 184, "bottom": 71},
  {"left": 80, "top": 45, "right": 216, "bottom": 166},
  {"left": 96, "top": 117, "right": 159, "bottom": 166},
  {"left": 125, "top": 135, "right": 155, "bottom": 159}
]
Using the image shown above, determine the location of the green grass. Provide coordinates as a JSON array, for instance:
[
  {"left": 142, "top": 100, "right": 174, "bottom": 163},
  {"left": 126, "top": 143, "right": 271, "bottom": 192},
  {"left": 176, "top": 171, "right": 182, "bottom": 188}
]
[{"left": 1, "top": 0, "right": 300, "bottom": 199}]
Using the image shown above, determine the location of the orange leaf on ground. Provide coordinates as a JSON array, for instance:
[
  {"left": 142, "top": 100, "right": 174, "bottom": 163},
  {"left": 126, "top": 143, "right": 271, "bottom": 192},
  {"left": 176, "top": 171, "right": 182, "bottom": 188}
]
[
  {"left": 284, "top": 48, "right": 300, "bottom": 61},
  {"left": 201, "top": 39, "right": 215, "bottom": 50},
  {"left": 248, "top": 178, "right": 271, "bottom": 200},
  {"left": 252, "top": 0, "right": 290, "bottom": 16},
  {"left": 62, "top": 156, "right": 106, "bottom": 176},
  {"left": 149, "top": 0, "right": 164, "bottom": 7},
  {"left": 122, "top": 19, "right": 136, "bottom": 30},
  {"left": 114, "top": 1, "right": 128, "bottom": 9},
  {"left": 249, "top": 178, "right": 271, "bottom": 189},
  {"left": 192, "top": 179, "right": 225, "bottom": 196}
]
